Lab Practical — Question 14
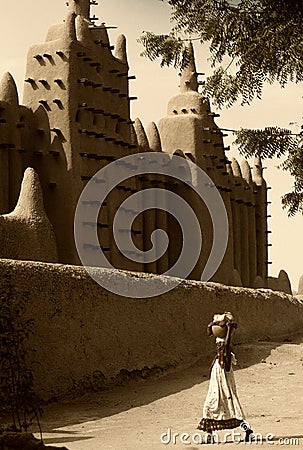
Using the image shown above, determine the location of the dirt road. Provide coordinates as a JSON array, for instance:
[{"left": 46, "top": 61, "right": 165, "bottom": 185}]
[{"left": 38, "top": 334, "right": 303, "bottom": 449}]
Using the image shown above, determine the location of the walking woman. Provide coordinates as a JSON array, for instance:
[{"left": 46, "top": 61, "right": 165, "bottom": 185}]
[{"left": 197, "top": 312, "right": 253, "bottom": 443}]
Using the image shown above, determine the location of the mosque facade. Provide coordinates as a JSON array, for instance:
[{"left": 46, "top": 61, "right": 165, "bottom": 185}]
[{"left": 0, "top": 0, "right": 291, "bottom": 292}]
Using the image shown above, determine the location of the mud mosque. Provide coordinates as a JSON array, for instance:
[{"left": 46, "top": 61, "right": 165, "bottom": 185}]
[{"left": 0, "top": 0, "right": 291, "bottom": 293}]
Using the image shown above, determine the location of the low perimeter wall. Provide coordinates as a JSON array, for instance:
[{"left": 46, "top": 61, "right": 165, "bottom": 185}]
[{"left": 1, "top": 259, "right": 303, "bottom": 398}]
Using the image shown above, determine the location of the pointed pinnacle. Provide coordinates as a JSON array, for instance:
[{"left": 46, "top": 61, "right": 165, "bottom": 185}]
[{"left": 180, "top": 42, "right": 198, "bottom": 93}]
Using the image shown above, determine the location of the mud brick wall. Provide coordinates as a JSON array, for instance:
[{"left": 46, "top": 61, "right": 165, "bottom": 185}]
[{"left": 0, "top": 258, "right": 302, "bottom": 398}]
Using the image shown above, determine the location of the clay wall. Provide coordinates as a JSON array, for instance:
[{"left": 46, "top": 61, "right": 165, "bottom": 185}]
[{"left": 0, "top": 259, "right": 301, "bottom": 399}]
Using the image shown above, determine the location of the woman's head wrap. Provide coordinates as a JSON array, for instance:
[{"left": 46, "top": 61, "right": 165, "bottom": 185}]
[{"left": 207, "top": 311, "right": 237, "bottom": 337}]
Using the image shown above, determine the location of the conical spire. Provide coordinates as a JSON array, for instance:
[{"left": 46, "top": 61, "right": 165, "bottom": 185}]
[
  {"left": 231, "top": 157, "right": 242, "bottom": 178},
  {"left": 115, "top": 35, "right": 128, "bottom": 65},
  {"left": 180, "top": 42, "right": 198, "bottom": 93},
  {"left": 253, "top": 155, "right": 263, "bottom": 185},
  {"left": 146, "top": 122, "right": 162, "bottom": 152},
  {"left": 1, "top": 168, "right": 59, "bottom": 263},
  {"left": 68, "top": 0, "right": 90, "bottom": 19},
  {"left": 12, "top": 168, "right": 46, "bottom": 218},
  {"left": 134, "top": 118, "right": 150, "bottom": 152},
  {"left": 241, "top": 159, "right": 252, "bottom": 184},
  {"left": 0, "top": 72, "right": 19, "bottom": 105}
]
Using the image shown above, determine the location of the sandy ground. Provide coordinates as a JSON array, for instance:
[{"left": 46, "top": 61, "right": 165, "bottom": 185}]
[{"left": 37, "top": 333, "right": 303, "bottom": 449}]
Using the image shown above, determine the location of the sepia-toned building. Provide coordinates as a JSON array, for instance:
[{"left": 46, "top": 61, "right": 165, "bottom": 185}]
[{"left": 0, "top": 0, "right": 290, "bottom": 292}]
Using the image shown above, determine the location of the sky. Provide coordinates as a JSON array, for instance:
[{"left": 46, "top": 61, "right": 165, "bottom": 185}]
[{"left": 0, "top": 0, "right": 302, "bottom": 291}]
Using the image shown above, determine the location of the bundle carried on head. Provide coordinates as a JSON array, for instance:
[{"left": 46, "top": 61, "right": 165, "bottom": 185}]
[
  {"left": 207, "top": 311, "right": 237, "bottom": 338},
  {"left": 207, "top": 312, "right": 237, "bottom": 371}
]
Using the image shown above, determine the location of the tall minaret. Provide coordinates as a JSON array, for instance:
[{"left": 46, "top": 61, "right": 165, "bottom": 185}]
[
  {"left": 158, "top": 43, "right": 225, "bottom": 169},
  {"left": 68, "top": 0, "right": 90, "bottom": 19},
  {"left": 157, "top": 43, "right": 233, "bottom": 283},
  {"left": 22, "top": 0, "right": 133, "bottom": 265}
]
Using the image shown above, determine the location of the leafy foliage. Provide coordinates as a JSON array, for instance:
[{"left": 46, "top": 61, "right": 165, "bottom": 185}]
[
  {"left": 233, "top": 127, "right": 299, "bottom": 159},
  {"left": 139, "top": 32, "right": 191, "bottom": 68},
  {"left": 0, "top": 280, "right": 44, "bottom": 434},
  {"left": 233, "top": 127, "right": 303, "bottom": 215},
  {"left": 140, "top": 0, "right": 303, "bottom": 106},
  {"left": 280, "top": 146, "right": 303, "bottom": 216}
]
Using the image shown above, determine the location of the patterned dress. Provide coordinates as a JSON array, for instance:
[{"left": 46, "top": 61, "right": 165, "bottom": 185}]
[{"left": 197, "top": 338, "right": 245, "bottom": 433}]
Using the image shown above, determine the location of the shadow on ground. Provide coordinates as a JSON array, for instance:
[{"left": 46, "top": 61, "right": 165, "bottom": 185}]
[{"left": 34, "top": 331, "right": 303, "bottom": 438}]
